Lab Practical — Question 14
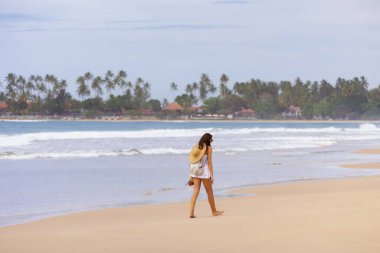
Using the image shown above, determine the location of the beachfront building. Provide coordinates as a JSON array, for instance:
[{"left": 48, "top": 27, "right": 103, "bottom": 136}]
[
  {"left": 282, "top": 105, "right": 302, "bottom": 119},
  {"left": 0, "top": 102, "right": 8, "bottom": 114},
  {"left": 162, "top": 102, "right": 184, "bottom": 114},
  {"left": 235, "top": 108, "right": 257, "bottom": 119},
  {"left": 139, "top": 108, "right": 155, "bottom": 116}
]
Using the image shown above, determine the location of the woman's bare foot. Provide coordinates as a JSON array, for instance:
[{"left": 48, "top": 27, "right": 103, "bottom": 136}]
[
  {"left": 212, "top": 210, "right": 224, "bottom": 216},
  {"left": 189, "top": 215, "right": 196, "bottom": 218}
]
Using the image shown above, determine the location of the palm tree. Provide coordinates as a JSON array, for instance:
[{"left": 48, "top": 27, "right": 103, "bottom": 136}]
[
  {"left": 35, "top": 75, "right": 47, "bottom": 99},
  {"left": 185, "top": 83, "right": 199, "bottom": 97},
  {"left": 115, "top": 70, "right": 129, "bottom": 95},
  {"left": 50, "top": 76, "right": 66, "bottom": 97},
  {"left": 336, "top": 78, "right": 353, "bottom": 98},
  {"left": 83, "top": 71, "right": 93, "bottom": 95},
  {"left": 170, "top": 82, "right": 178, "bottom": 100},
  {"left": 133, "top": 79, "right": 144, "bottom": 109},
  {"left": 319, "top": 80, "right": 333, "bottom": 99},
  {"left": 76, "top": 76, "right": 90, "bottom": 101},
  {"left": 199, "top": 73, "right": 215, "bottom": 101},
  {"left": 170, "top": 82, "right": 178, "bottom": 92},
  {"left": 292, "top": 77, "right": 309, "bottom": 106},
  {"left": 91, "top": 76, "right": 103, "bottom": 98},
  {"left": 54, "top": 83, "right": 69, "bottom": 115},
  {"left": 26, "top": 75, "right": 36, "bottom": 102},
  {"left": 16, "top": 75, "right": 27, "bottom": 103},
  {"left": 44, "top": 74, "right": 60, "bottom": 99},
  {"left": 183, "top": 83, "right": 198, "bottom": 107},
  {"left": 31, "top": 75, "right": 46, "bottom": 114},
  {"left": 0, "top": 80, "right": 4, "bottom": 103},
  {"left": 185, "top": 84, "right": 193, "bottom": 95},
  {"left": 278, "top": 81, "right": 294, "bottom": 107},
  {"left": 5, "top": 73, "right": 17, "bottom": 102},
  {"left": 133, "top": 78, "right": 151, "bottom": 109},
  {"left": 83, "top": 72, "right": 93, "bottom": 82},
  {"left": 105, "top": 70, "right": 115, "bottom": 98},
  {"left": 143, "top": 82, "right": 151, "bottom": 103},
  {"left": 0, "top": 91, "right": 5, "bottom": 103},
  {"left": 220, "top": 73, "right": 230, "bottom": 98},
  {"left": 359, "top": 76, "right": 370, "bottom": 102},
  {"left": 191, "top": 82, "right": 198, "bottom": 94},
  {"left": 55, "top": 79, "right": 68, "bottom": 94},
  {"left": 126, "top": 81, "right": 133, "bottom": 92}
]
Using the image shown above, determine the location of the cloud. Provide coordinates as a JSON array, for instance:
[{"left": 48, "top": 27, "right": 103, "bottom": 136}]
[
  {"left": 6, "top": 23, "right": 239, "bottom": 33},
  {"left": 211, "top": 0, "right": 253, "bottom": 4},
  {"left": 132, "top": 24, "right": 239, "bottom": 31},
  {"left": 0, "top": 13, "right": 56, "bottom": 22},
  {"left": 2, "top": 13, "right": 242, "bottom": 33},
  {"left": 107, "top": 19, "right": 171, "bottom": 24}
]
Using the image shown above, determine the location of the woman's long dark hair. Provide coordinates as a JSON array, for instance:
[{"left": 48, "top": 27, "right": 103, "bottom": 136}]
[{"left": 198, "top": 133, "right": 213, "bottom": 150}]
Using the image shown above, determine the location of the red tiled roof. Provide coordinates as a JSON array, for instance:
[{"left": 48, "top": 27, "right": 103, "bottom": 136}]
[
  {"left": 0, "top": 102, "right": 8, "bottom": 110},
  {"left": 163, "top": 102, "right": 184, "bottom": 111},
  {"left": 240, "top": 108, "right": 256, "bottom": 113}
]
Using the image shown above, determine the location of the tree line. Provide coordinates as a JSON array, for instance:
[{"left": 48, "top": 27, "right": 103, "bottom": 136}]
[{"left": 1, "top": 71, "right": 380, "bottom": 119}]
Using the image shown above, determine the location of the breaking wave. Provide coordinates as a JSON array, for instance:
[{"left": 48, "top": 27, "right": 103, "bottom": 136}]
[
  {"left": 1, "top": 123, "right": 380, "bottom": 148},
  {"left": 1, "top": 123, "right": 379, "bottom": 160}
]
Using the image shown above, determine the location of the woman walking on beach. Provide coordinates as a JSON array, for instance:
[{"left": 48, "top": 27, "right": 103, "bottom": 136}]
[{"left": 188, "top": 133, "right": 224, "bottom": 218}]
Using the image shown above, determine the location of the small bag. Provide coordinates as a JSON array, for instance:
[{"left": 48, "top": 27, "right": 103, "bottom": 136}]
[
  {"left": 186, "top": 177, "right": 194, "bottom": 186},
  {"left": 189, "top": 159, "right": 204, "bottom": 176}
]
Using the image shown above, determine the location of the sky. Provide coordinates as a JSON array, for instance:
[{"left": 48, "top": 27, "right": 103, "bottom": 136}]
[{"left": 1, "top": 0, "right": 380, "bottom": 100}]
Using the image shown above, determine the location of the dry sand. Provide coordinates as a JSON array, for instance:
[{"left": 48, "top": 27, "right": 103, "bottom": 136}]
[{"left": 1, "top": 173, "right": 380, "bottom": 253}]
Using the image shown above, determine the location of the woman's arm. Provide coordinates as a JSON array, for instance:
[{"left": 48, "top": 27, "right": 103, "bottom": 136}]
[{"left": 207, "top": 146, "right": 214, "bottom": 180}]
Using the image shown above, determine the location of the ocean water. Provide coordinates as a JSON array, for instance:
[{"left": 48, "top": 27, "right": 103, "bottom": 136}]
[{"left": 1, "top": 120, "right": 380, "bottom": 226}]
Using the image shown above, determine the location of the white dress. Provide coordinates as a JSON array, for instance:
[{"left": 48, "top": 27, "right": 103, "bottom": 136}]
[{"left": 190, "top": 154, "right": 211, "bottom": 179}]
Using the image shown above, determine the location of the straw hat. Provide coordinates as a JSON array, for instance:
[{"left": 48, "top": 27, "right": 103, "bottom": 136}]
[{"left": 189, "top": 144, "right": 207, "bottom": 163}]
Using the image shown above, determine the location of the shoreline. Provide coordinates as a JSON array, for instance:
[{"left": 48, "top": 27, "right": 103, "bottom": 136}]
[
  {"left": 1, "top": 116, "right": 380, "bottom": 123},
  {"left": 1, "top": 173, "right": 380, "bottom": 252},
  {"left": 0, "top": 175, "right": 369, "bottom": 229}
]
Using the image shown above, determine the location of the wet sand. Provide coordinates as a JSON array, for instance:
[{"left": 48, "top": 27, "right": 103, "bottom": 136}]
[{"left": 342, "top": 148, "right": 380, "bottom": 169}]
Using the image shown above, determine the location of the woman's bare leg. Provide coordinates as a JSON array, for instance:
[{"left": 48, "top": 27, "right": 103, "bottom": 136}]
[
  {"left": 189, "top": 178, "right": 201, "bottom": 217},
  {"left": 203, "top": 179, "right": 220, "bottom": 214}
]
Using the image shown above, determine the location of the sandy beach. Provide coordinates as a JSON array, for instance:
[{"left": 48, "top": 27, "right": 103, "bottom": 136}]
[{"left": 1, "top": 168, "right": 380, "bottom": 253}]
